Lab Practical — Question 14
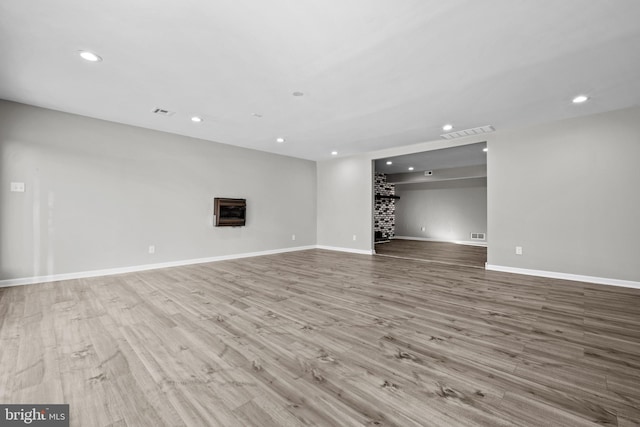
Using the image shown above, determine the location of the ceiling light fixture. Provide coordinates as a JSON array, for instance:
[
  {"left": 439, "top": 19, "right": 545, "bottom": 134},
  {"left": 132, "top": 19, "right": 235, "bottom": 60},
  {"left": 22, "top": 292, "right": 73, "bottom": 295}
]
[
  {"left": 191, "top": 116, "right": 203, "bottom": 123},
  {"left": 386, "top": 161, "right": 393, "bottom": 165},
  {"left": 79, "top": 51, "right": 102, "bottom": 62},
  {"left": 276, "top": 137, "right": 285, "bottom": 143},
  {"left": 572, "top": 95, "right": 589, "bottom": 104},
  {"left": 331, "top": 151, "right": 338, "bottom": 156},
  {"left": 442, "top": 124, "right": 453, "bottom": 131},
  {"left": 408, "top": 167, "right": 414, "bottom": 171}
]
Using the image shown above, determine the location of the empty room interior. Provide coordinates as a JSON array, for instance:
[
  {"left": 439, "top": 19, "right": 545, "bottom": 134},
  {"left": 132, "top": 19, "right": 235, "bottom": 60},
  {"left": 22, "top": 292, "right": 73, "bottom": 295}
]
[
  {"left": 373, "top": 142, "right": 489, "bottom": 268},
  {"left": 1, "top": 1, "right": 640, "bottom": 426}
]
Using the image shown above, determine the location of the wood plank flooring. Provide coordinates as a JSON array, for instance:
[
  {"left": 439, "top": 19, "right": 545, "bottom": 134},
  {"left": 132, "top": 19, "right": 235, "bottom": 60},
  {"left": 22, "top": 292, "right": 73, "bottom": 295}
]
[
  {"left": 1, "top": 249, "right": 639, "bottom": 426},
  {"left": 375, "top": 239, "right": 487, "bottom": 268}
]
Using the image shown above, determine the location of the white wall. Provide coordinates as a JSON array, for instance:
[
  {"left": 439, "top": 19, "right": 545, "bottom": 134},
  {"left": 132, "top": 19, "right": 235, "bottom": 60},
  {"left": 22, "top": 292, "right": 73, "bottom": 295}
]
[
  {"left": 316, "top": 155, "right": 373, "bottom": 253},
  {"left": 316, "top": 140, "right": 482, "bottom": 253},
  {"left": 0, "top": 100, "right": 317, "bottom": 281},
  {"left": 395, "top": 178, "right": 487, "bottom": 243},
  {"left": 488, "top": 106, "right": 640, "bottom": 282},
  {"left": 5, "top": 100, "right": 638, "bottom": 285},
  {"left": 316, "top": 106, "right": 640, "bottom": 284}
]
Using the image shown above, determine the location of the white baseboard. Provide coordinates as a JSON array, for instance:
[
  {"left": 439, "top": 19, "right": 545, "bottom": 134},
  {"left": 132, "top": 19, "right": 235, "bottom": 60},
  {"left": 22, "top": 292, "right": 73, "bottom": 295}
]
[
  {"left": 315, "top": 245, "right": 375, "bottom": 255},
  {"left": 0, "top": 245, "right": 317, "bottom": 288},
  {"left": 392, "top": 236, "right": 488, "bottom": 247},
  {"left": 4, "top": 247, "right": 636, "bottom": 291},
  {"left": 485, "top": 264, "right": 640, "bottom": 290}
]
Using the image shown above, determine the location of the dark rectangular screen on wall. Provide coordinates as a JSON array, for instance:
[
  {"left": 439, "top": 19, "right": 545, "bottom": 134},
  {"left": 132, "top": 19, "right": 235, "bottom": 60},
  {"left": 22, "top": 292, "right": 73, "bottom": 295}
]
[{"left": 214, "top": 198, "right": 246, "bottom": 227}]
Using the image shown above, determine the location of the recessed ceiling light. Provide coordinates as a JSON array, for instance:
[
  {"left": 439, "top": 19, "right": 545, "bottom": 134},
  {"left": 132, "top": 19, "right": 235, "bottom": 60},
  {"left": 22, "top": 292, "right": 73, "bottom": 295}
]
[
  {"left": 292, "top": 91, "right": 304, "bottom": 97},
  {"left": 442, "top": 124, "right": 453, "bottom": 131},
  {"left": 386, "top": 161, "right": 393, "bottom": 165},
  {"left": 276, "top": 137, "right": 285, "bottom": 143},
  {"left": 331, "top": 151, "right": 338, "bottom": 156},
  {"left": 191, "top": 116, "right": 203, "bottom": 123},
  {"left": 483, "top": 147, "right": 488, "bottom": 152},
  {"left": 572, "top": 95, "right": 589, "bottom": 104},
  {"left": 79, "top": 51, "right": 102, "bottom": 62},
  {"left": 408, "top": 167, "right": 414, "bottom": 171}
]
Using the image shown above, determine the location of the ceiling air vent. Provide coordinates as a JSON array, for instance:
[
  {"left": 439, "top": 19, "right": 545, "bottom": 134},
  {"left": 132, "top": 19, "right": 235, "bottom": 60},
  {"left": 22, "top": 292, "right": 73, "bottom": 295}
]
[
  {"left": 441, "top": 125, "right": 495, "bottom": 140},
  {"left": 151, "top": 108, "right": 175, "bottom": 116}
]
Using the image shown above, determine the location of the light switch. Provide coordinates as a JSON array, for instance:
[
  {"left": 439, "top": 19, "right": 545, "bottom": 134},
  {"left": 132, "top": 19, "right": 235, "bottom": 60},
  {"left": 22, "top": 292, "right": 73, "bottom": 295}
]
[{"left": 10, "top": 182, "right": 25, "bottom": 192}]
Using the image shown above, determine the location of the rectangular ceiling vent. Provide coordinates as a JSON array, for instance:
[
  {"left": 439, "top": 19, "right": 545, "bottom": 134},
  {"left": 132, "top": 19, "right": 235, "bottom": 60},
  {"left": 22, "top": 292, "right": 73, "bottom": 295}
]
[
  {"left": 471, "top": 232, "right": 486, "bottom": 240},
  {"left": 151, "top": 108, "right": 175, "bottom": 116},
  {"left": 441, "top": 125, "right": 495, "bottom": 140}
]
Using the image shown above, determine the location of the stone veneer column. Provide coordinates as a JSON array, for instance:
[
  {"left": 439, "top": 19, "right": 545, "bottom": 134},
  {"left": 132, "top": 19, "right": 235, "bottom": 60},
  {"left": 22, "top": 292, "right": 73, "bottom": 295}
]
[{"left": 374, "top": 173, "right": 395, "bottom": 241}]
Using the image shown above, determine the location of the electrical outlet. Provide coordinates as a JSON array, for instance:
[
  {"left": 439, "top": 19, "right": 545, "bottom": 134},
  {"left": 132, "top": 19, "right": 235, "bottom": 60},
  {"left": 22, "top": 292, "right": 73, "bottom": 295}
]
[
  {"left": 515, "top": 246, "right": 523, "bottom": 255},
  {"left": 352, "top": 234, "right": 357, "bottom": 241},
  {"left": 421, "top": 226, "right": 426, "bottom": 232},
  {"left": 291, "top": 234, "right": 296, "bottom": 241},
  {"left": 148, "top": 245, "right": 155, "bottom": 254},
  {"left": 10, "top": 182, "right": 25, "bottom": 192}
]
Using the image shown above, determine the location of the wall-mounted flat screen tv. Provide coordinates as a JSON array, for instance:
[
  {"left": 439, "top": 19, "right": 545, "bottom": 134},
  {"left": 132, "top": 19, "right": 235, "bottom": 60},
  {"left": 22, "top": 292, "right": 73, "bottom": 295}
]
[{"left": 214, "top": 198, "right": 246, "bottom": 227}]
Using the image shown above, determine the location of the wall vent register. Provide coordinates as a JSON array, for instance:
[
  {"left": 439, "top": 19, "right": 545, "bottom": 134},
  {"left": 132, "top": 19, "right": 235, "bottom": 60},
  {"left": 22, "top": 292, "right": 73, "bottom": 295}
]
[{"left": 470, "top": 232, "right": 486, "bottom": 240}]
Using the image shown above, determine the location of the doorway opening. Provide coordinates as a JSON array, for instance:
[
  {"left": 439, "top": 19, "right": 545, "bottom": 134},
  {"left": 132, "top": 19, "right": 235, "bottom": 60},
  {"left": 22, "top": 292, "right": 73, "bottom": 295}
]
[{"left": 373, "top": 142, "right": 487, "bottom": 268}]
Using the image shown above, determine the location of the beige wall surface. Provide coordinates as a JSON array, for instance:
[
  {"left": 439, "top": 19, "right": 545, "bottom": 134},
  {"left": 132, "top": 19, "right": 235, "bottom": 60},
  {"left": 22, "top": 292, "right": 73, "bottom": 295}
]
[
  {"left": 395, "top": 178, "right": 487, "bottom": 243},
  {"left": 317, "top": 106, "right": 640, "bottom": 282},
  {"left": 0, "top": 100, "right": 317, "bottom": 280},
  {"left": 487, "top": 106, "right": 640, "bottom": 282},
  {"left": 316, "top": 155, "right": 373, "bottom": 252},
  {"left": 3, "top": 98, "right": 639, "bottom": 284}
]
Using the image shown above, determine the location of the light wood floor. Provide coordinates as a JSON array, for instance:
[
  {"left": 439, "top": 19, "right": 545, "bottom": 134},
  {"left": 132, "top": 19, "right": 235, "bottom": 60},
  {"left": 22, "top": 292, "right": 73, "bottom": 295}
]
[
  {"left": 1, "top": 249, "right": 639, "bottom": 426},
  {"left": 375, "top": 239, "right": 487, "bottom": 268}
]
